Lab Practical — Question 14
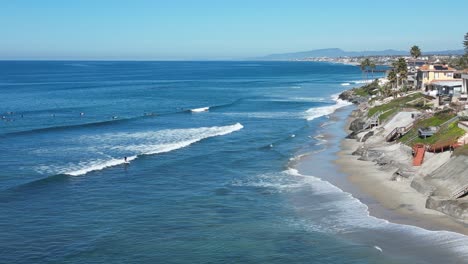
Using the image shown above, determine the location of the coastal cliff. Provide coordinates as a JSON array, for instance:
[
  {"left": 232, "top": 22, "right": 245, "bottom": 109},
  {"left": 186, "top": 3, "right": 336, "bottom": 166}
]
[{"left": 339, "top": 89, "right": 468, "bottom": 223}]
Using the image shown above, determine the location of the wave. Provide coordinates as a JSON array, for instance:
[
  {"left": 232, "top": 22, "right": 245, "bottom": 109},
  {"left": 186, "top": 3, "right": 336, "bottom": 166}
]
[
  {"left": 191, "top": 107, "right": 209, "bottom": 113},
  {"left": 313, "top": 134, "right": 328, "bottom": 146},
  {"left": 224, "top": 112, "right": 302, "bottom": 120},
  {"left": 305, "top": 94, "right": 352, "bottom": 121},
  {"left": 248, "top": 96, "right": 326, "bottom": 103},
  {"left": 37, "top": 123, "right": 244, "bottom": 176},
  {"left": 3, "top": 118, "right": 137, "bottom": 137},
  {"left": 63, "top": 155, "right": 138, "bottom": 176},
  {"left": 341, "top": 83, "right": 351, "bottom": 86},
  {"left": 320, "top": 121, "right": 336, "bottom": 128},
  {"left": 351, "top": 79, "right": 373, "bottom": 84},
  {"left": 188, "top": 98, "right": 244, "bottom": 113},
  {"left": 3, "top": 99, "right": 245, "bottom": 137},
  {"left": 231, "top": 168, "right": 468, "bottom": 261}
]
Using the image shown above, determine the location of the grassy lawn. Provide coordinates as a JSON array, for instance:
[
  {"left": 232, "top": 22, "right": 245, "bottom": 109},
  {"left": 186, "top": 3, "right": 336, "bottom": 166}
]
[
  {"left": 367, "top": 93, "right": 423, "bottom": 122},
  {"left": 354, "top": 87, "right": 369, "bottom": 97},
  {"left": 399, "top": 112, "right": 465, "bottom": 146}
]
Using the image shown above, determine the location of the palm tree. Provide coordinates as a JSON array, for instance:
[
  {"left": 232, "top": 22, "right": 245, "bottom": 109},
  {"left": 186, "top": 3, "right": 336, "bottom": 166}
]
[
  {"left": 360, "top": 59, "right": 367, "bottom": 83},
  {"left": 360, "top": 58, "right": 371, "bottom": 82},
  {"left": 387, "top": 69, "right": 397, "bottom": 87},
  {"left": 410, "top": 45, "right": 421, "bottom": 67},
  {"left": 399, "top": 58, "right": 408, "bottom": 87},
  {"left": 378, "top": 83, "right": 391, "bottom": 98},
  {"left": 369, "top": 61, "right": 376, "bottom": 80},
  {"left": 391, "top": 58, "right": 408, "bottom": 88},
  {"left": 464, "top": 32, "right": 468, "bottom": 55}
]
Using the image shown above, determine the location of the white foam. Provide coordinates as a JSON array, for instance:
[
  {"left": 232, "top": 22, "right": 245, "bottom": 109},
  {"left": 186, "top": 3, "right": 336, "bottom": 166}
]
[
  {"left": 313, "top": 134, "right": 328, "bottom": 146},
  {"left": 341, "top": 83, "right": 351, "bottom": 86},
  {"left": 247, "top": 97, "right": 326, "bottom": 103},
  {"left": 191, "top": 107, "right": 209, "bottom": 113},
  {"left": 66, "top": 155, "right": 137, "bottom": 176},
  {"left": 374, "top": 245, "right": 383, "bottom": 252},
  {"left": 352, "top": 79, "right": 374, "bottom": 84},
  {"left": 42, "top": 123, "right": 243, "bottom": 176},
  {"left": 287, "top": 97, "right": 326, "bottom": 102},
  {"left": 320, "top": 121, "right": 336, "bottom": 127},
  {"left": 234, "top": 168, "right": 468, "bottom": 259},
  {"left": 305, "top": 94, "right": 352, "bottom": 121},
  {"left": 223, "top": 112, "right": 301, "bottom": 119}
]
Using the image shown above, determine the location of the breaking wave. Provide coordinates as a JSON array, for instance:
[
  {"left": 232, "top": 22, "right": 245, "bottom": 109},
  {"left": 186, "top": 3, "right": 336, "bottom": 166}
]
[
  {"left": 305, "top": 94, "right": 352, "bottom": 121},
  {"left": 191, "top": 107, "right": 210, "bottom": 113},
  {"left": 231, "top": 168, "right": 468, "bottom": 261},
  {"left": 36, "top": 123, "right": 244, "bottom": 176}
]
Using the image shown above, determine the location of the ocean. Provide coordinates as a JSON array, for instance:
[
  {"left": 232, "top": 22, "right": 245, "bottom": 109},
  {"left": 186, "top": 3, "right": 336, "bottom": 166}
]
[{"left": 0, "top": 61, "right": 467, "bottom": 263}]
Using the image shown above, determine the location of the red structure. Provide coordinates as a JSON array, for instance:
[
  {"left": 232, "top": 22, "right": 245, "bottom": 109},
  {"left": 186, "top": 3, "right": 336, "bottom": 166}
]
[{"left": 412, "top": 144, "right": 426, "bottom": 166}]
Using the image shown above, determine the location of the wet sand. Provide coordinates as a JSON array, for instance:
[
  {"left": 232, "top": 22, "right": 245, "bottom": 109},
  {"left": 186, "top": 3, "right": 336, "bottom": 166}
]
[{"left": 336, "top": 137, "right": 468, "bottom": 235}]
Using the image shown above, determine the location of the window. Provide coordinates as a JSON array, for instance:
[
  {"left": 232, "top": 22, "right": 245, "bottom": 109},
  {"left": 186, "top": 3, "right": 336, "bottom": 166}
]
[
  {"left": 435, "top": 72, "right": 439, "bottom": 79},
  {"left": 447, "top": 73, "right": 453, "bottom": 77}
]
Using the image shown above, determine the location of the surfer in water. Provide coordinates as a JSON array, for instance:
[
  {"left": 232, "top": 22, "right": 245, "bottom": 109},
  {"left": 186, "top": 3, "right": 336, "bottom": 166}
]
[{"left": 124, "top": 157, "right": 128, "bottom": 163}]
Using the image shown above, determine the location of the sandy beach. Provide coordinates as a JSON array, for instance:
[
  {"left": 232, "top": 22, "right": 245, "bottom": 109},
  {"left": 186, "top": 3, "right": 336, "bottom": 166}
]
[{"left": 334, "top": 112, "right": 468, "bottom": 235}]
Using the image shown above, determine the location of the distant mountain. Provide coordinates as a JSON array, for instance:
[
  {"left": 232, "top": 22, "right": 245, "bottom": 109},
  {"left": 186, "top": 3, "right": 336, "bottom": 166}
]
[{"left": 254, "top": 48, "right": 464, "bottom": 60}]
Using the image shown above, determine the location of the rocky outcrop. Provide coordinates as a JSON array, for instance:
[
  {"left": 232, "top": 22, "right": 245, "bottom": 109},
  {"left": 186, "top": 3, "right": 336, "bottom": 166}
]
[
  {"left": 426, "top": 196, "right": 468, "bottom": 221},
  {"left": 338, "top": 90, "right": 368, "bottom": 104},
  {"left": 357, "top": 148, "right": 385, "bottom": 162},
  {"left": 424, "top": 156, "right": 468, "bottom": 197},
  {"left": 391, "top": 168, "right": 415, "bottom": 181},
  {"left": 349, "top": 118, "right": 365, "bottom": 133},
  {"left": 411, "top": 177, "right": 436, "bottom": 196},
  {"left": 346, "top": 111, "right": 368, "bottom": 139},
  {"left": 359, "top": 131, "right": 374, "bottom": 142},
  {"left": 420, "top": 156, "right": 468, "bottom": 221}
]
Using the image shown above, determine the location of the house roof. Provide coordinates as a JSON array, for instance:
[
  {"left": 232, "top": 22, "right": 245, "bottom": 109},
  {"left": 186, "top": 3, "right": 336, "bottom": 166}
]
[
  {"left": 419, "top": 64, "right": 456, "bottom": 72},
  {"left": 429, "top": 79, "right": 463, "bottom": 87}
]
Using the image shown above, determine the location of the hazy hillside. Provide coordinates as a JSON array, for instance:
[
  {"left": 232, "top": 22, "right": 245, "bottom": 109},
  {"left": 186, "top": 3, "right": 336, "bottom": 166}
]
[{"left": 255, "top": 48, "right": 464, "bottom": 60}]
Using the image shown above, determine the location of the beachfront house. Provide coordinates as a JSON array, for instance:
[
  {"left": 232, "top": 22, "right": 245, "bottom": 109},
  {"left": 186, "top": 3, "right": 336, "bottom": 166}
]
[
  {"left": 428, "top": 80, "right": 463, "bottom": 107},
  {"left": 416, "top": 64, "right": 457, "bottom": 91},
  {"left": 462, "top": 73, "right": 468, "bottom": 105}
]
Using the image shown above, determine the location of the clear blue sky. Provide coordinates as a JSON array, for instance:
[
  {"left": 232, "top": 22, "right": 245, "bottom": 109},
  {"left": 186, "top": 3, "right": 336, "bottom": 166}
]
[{"left": 1, "top": 0, "right": 467, "bottom": 60}]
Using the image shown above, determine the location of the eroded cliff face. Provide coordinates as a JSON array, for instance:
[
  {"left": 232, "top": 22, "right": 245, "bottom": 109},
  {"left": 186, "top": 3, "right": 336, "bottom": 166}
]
[
  {"left": 426, "top": 197, "right": 468, "bottom": 221},
  {"left": 340, "top": 88, "right": 468, "bottom": 222},
  {"left": 425, "top": 156, "right": 468, "bottom": 196},
  {"left": 424, "top": 156, "right": 468, "bottom": 221}
]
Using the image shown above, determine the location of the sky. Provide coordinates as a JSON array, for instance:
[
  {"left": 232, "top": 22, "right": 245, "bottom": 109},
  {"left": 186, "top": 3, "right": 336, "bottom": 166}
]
[{"left": 1, "top": 0, "right": 467, "bottom": 60}]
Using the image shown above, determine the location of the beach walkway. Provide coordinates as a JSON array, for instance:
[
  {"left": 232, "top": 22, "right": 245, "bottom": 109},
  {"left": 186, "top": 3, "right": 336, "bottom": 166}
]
[{"left": 413, "top": 144, "right": 425, "bottom": 166}]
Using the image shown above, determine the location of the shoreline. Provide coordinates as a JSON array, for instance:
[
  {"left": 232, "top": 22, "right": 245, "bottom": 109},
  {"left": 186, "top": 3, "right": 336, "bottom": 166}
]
[
  {"left": 335, "top": 112, "right": 468, "bottom": 235},
  {"left": 296, "top": 104, "right": 468, "bottom": 237}
]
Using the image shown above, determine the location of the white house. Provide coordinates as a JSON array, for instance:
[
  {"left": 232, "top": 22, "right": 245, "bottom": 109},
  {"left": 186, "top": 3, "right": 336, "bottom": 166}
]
[
  {"left": 463, "top": 73, "right": 468, "bottom": 94},
  {"left": 461, "top": 73, "right": 468, "bottom": 105}
]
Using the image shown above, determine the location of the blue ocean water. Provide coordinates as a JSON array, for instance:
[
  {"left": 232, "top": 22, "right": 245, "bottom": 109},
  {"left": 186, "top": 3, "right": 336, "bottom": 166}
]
[{"left": 0, "top": 61, "right": 466, "bottom": 263}]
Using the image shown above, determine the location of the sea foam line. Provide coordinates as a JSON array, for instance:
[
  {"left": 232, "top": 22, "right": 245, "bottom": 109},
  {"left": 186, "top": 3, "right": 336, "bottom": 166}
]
[
  {"left": 233, "top": 167, "right": 468, "bottom": 259},
  {"left": 191, "top": 107, "right": 210, "bottom": 113},
  {"left": 41, "top": 123, "right": 244, "bottom": 176},
  {"left": 305, "top": 93, "right": 352, "bottom": 121}
]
